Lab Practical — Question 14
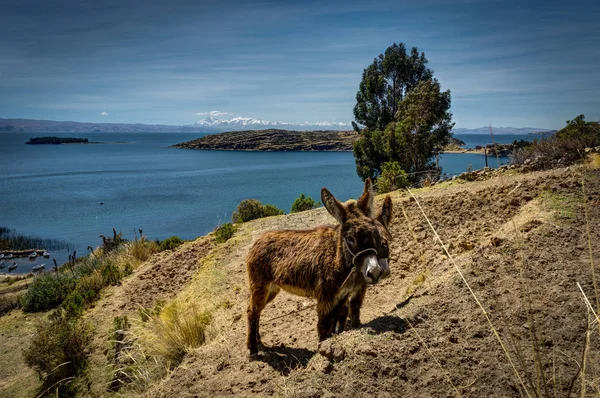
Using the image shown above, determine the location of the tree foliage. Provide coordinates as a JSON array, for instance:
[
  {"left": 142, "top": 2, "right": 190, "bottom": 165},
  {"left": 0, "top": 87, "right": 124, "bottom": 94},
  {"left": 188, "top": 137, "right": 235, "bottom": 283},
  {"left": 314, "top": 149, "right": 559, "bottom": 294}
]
[
  {"left": 556, "top": 114, "right": 600, "bottom": 147},
  {"left": 353, "top": 43, "right": 434, "bottom": 131},
  {"left": 376, "top": 161, "right": 409, "bottom": 194},
  {"left": 353, "top": 59, "right": 453, "bottom": 183}
]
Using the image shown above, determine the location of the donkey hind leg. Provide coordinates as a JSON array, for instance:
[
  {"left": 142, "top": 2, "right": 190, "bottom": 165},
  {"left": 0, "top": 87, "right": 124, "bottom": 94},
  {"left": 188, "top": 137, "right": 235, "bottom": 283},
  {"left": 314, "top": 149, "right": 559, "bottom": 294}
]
[
  {"left": 335, "top": 301, "right": 350, "bottom": 334},
  {"left": 349, "top": 284, "right": 367, "bottom": 328},
  {"left": 257, "top": 284, "right": 281, "bottom": 344},
  {"left": 247, "top": 284, "right": 271, "bottom": 355}
]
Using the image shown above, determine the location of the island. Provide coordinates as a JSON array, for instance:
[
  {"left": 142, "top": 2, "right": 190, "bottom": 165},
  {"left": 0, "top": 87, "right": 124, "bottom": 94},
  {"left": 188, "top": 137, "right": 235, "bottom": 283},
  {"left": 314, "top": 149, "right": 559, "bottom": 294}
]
[
  {"left": 25, "top": 136, "right": 89, "bottom": 145},
  {"left": 173, "top": 129, "right": 473, "bottom": 153},
  {"left": 173, "top": 129, "right": 358, "bottom": 151}
]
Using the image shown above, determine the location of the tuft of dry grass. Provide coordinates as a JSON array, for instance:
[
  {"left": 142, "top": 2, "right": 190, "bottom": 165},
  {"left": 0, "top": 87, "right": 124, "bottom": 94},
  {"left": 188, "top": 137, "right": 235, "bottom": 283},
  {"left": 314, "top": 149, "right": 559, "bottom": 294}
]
[{"left": 144, "top": 302, "right": 212, "bottom": 366}]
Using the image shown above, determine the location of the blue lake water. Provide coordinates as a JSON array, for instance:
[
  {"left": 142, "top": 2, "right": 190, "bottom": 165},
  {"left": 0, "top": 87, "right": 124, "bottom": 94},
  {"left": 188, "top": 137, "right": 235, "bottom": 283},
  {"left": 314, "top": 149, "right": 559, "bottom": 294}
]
[{"left": 0, "top": 132, "right": 532, "bottom": 273}]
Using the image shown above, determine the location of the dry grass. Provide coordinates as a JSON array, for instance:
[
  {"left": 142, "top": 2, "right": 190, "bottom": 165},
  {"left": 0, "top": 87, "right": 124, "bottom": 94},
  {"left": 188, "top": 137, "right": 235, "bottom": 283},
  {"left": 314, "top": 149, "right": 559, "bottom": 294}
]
[
  {"left": 589, "top": 153, "right": 600, "bottom": 170},
  {"left": 144, "top": 301, "right": 212, "bottom": 366}
]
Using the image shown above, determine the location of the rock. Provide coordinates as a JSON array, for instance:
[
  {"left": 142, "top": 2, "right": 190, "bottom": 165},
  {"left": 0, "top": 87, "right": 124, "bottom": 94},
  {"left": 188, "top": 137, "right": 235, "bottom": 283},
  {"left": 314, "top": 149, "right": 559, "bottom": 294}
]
[
  {"left": 318, "top": 340, "right": 346, "bottom": 362},
  {"left": 524, "top": 159, "right": 532, "bottom": 165}
]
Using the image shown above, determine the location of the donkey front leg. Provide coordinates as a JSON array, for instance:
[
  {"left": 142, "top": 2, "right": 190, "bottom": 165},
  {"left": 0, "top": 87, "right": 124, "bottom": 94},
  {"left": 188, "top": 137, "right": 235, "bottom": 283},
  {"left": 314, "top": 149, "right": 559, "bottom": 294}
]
[
  {"left": 317, "top": 300, "right": 346, "bottom": 341},
  {"left": 349, "top": 284, "right": 367, "bottom": 328},
  {"left": 335, "top": 302, "right": 349, "bottom": 334}
]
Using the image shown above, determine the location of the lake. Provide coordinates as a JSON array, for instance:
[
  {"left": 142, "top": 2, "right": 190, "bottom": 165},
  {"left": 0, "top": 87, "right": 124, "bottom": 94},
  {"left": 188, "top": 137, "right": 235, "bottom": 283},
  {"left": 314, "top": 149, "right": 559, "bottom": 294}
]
[{"left": 0, "top": 132, "right": 531, "bottom": 273}]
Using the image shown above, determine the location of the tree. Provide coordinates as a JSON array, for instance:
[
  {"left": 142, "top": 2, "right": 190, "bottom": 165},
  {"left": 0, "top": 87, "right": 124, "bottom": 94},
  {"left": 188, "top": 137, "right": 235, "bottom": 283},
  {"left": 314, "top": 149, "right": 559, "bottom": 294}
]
[
  {"left": 353, "top": 43, "right": 433, "bottom": 131},
  {"left": 556, "top": 114, "right": 600, "bottom": 147},
  {"left": 353, "top": 44, "right": 453, "bottom": 183}
]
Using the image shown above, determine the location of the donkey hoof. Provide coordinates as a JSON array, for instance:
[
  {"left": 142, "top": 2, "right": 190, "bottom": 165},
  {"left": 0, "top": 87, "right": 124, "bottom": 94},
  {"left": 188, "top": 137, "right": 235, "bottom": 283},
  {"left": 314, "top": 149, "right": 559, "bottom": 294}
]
[{"left": 249, "top": 352, "right": 260, "bottom": 361}]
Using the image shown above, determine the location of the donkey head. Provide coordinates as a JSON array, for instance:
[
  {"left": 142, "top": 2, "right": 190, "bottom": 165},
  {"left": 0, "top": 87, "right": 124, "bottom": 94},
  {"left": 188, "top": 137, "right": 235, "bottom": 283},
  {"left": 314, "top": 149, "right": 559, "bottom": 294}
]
[
  {"left": 356, "top": 178, "right": 394, "bottom": 279},
  {"left": 321, "top": 178, "right": 391, "bottom": 284}
]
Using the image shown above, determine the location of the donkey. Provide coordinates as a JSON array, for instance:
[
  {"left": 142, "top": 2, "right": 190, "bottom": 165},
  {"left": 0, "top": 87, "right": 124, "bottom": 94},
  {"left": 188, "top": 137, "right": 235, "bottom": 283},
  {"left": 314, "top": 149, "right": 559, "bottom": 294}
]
[{"left": 246, "top": 179, "right": 393, "bottom": 354}]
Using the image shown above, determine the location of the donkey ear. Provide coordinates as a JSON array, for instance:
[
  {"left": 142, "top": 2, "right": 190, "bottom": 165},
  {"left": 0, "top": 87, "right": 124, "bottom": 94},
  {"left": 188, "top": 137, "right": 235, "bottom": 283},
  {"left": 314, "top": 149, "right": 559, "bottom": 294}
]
[
  {"left": 377, "top": 195, "right": 393, "bottom": 228},
  {"left": 321, "top": 187, "right": 346, "bottom": 224},
  {"left": 357, "top": 178, "right": 374, "bottom": 217}
]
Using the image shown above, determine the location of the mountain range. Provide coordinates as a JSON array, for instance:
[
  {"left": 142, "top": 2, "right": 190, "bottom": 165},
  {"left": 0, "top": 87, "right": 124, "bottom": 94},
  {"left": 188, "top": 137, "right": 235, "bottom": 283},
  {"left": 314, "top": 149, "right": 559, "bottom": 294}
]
[{"left": 0, "top": 118, "right": 553, "bottom": 135}]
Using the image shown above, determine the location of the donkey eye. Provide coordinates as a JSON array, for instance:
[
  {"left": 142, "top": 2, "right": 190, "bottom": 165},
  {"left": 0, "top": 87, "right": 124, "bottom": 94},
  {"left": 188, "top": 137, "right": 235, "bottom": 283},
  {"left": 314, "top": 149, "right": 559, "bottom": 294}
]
[{"left": 346, "top": 236, "right": 357, "bottom": 246}]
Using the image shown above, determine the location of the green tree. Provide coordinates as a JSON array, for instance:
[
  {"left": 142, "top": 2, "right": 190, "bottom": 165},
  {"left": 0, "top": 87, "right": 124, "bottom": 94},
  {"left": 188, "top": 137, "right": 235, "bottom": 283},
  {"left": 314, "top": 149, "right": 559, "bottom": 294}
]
[
  {"left": 353, "top": 43, "right": 434, "bottom": 131},
  {"left": 556, "top": 114, "right": 600, "bottom": 147},
  {"left": 353, "top": 43, "right": 453, "bottom": 182},
  {"left": 376, "top": 161, "right": 409, "bottom": 194}
]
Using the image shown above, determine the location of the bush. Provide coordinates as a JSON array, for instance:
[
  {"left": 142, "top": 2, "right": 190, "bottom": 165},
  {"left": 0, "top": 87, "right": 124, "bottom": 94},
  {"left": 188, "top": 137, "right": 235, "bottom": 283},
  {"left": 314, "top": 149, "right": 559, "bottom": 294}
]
[
  {"left": 148, "top": 303, "right": 211, "bottom": 366},
  {"left": 21, "top": 273, "right": 76, "bottom": 313},
  {"left": 377, "top": 161, "right": 410, "bottom": 193},
  {"left": 263, "top": 203, "right": 285, "bottom": 217},
  {"left": 101, "top": 261, "right": 122, "bottom": 286},
  {"left": 214, "top": 223, "right": 237, "bottom": 244},
  {"left": 160, "top": 236, "right": 183, "bottom": 251},
  {"left": 23, "top": 311, "right": 91, "bottom": 397},
  {"left": 291, "top": 194, "right": 320, "bottom": 213},
  {"left": 231, "top": 199, "right": 284, "bottom": 223},
  {"left": 232, "top": 199, "right": 265, "bottom": 223},
  {"left": 63, "top": 272, "right": 105, "bottom": 318}
]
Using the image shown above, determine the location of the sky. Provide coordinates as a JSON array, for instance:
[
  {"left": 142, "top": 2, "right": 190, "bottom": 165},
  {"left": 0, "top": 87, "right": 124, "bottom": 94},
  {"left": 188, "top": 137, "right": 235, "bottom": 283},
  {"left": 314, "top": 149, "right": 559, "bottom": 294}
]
[{"left": 0, "top": 0, "right": 598, "bottom": 129}]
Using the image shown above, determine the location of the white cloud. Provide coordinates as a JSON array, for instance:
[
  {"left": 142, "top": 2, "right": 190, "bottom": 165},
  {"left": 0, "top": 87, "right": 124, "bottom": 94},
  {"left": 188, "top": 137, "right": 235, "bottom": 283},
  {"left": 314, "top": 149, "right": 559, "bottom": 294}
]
[
  {"left": 196, "top": 110, "right": 228, "bottom": 117},
  {"left": 100, "top": 111, "right": 108, "bottom": 116}
]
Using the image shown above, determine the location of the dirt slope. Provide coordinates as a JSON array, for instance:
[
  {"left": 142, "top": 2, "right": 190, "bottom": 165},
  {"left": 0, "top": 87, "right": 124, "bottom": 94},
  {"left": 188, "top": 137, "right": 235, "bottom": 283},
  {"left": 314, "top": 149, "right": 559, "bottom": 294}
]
[{"left": 108, "top": 165, "right": 598, "bottom": 398}]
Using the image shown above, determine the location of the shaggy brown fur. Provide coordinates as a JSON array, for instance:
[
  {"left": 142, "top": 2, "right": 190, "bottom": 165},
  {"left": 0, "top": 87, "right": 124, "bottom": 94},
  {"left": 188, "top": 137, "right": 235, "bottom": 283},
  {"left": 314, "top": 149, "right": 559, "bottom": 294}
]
[{"left": 246, "top": 179, "right": 393, "bottom": 354}]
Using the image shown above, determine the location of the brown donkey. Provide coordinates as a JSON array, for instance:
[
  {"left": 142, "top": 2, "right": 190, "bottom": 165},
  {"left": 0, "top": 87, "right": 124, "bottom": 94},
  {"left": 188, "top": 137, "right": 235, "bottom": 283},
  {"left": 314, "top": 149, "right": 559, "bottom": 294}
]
[{"left": 246, "top": 179, "right": 393, "bottom": 354}]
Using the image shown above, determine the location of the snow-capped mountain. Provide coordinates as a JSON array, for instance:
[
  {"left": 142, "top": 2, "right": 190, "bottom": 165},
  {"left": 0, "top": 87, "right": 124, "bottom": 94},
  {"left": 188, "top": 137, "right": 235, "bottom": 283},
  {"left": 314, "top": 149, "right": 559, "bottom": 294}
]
[{"left": 192, "top": 116, "right": 352, "bottom": 131}]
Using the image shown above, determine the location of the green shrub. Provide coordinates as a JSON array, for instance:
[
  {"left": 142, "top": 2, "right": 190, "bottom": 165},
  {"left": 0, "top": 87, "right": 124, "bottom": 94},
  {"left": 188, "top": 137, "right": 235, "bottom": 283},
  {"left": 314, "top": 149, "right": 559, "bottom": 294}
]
[
  {"left": 63, "top": 291, "right": 86, "bottom": 318},
  {"left": 160, "top": 236, "right": 183, "bottom": 251},
  {"left": 101, "top": 262, "right": 122, "bottom": 286},
  {"left": 377, "top": 161, "right": 410, "bottom": 194},
  {"left": 21, "top": 273, "right": 76, "bottom": 313},
  {"left": 214, "top": 223, "right": 237, "bottom": 244},
  {"left": 63, "top": 272, "right": 105, "bottom": 318},
  {"left": 290, "top": 194, "right": 320, "bottom": 213},
  {"left": 232, "top": 199, "right": 265, "bottom": 223},
  {"left": 23, "top": 311, "right": 91, "bottom": 397},
  {"left": 263, "top": 203, "right": 285, "bottom": 217},
  {"left": 232, "top": 199, "right": 284, "bottom": 223}
]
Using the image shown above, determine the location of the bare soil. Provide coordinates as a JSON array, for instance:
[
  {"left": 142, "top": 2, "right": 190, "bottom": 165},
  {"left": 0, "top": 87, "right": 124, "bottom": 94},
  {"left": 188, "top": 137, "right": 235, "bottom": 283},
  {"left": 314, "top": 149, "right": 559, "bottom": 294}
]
[{"left": 137, "top": 166, "right": 600, "bottom": 397}]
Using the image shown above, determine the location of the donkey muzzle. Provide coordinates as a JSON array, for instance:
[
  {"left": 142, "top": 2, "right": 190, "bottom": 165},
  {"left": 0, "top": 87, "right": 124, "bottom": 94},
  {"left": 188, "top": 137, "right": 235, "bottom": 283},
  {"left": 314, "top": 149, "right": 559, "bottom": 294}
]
[
  {"left": 378, "top": 258, "right": 391, "bottom": 278},
  {"left": 362, "top": 253, "right": 383, "bottom": 284}
]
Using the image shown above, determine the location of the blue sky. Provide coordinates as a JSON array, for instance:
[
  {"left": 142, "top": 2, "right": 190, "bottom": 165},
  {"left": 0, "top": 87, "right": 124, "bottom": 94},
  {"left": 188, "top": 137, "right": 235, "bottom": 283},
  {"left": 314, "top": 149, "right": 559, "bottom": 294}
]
[{"left": 0, "top": 0, "right": 598, "bottom": 129}]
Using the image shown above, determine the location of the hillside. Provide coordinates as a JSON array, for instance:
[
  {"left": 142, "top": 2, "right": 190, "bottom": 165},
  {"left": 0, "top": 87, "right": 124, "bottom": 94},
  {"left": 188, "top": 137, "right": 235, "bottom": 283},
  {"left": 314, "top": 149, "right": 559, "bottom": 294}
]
[
  {"left": 1, "top": 162, "right": 599, "bottom": 397},
  {"left": 172, "top": 129, "right": 358, "bottom": 151}
]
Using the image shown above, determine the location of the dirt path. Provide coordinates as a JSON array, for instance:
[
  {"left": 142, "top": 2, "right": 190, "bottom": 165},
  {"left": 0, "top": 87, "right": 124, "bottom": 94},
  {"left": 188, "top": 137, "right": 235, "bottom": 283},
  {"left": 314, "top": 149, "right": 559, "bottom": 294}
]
[{"left": 137, "top": 166, "right": 600, "bottom": 397}]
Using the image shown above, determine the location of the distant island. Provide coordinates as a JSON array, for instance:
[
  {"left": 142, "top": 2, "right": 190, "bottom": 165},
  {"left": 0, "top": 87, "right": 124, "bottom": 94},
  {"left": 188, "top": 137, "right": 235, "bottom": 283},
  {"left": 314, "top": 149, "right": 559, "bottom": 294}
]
[
  {"left": 173, "top": 129, "right": 469, "bottom": 152},
  {"left": 26, "top": 136, "right": 89, "bottom": 145},
  {"left": 173, "top": 129, "right": 357, "bottom": 151}
]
